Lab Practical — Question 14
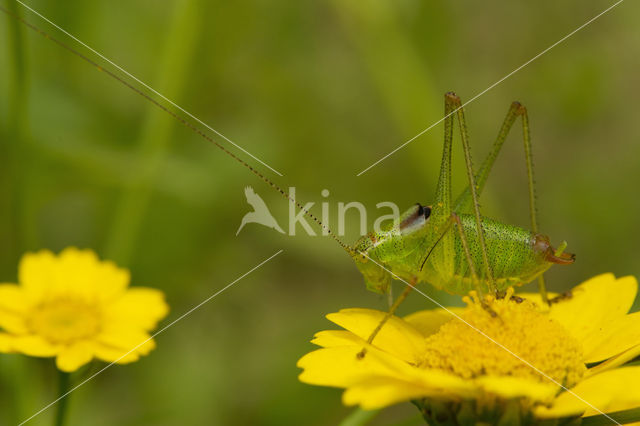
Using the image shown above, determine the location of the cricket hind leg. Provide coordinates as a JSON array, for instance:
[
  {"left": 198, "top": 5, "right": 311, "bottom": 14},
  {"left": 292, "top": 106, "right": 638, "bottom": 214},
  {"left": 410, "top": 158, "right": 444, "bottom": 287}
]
[
  {"left": 454, "top": 101, "right": 526, "bottom": 212},
  {"left": 516, "top": 103, "right": 552, "bottom": 304},
  {"left": 445, "top": 92, "right": 496, "bottom": 295},
  {"left": 452, "top": 98, "right": 549, "bottom": 302}
]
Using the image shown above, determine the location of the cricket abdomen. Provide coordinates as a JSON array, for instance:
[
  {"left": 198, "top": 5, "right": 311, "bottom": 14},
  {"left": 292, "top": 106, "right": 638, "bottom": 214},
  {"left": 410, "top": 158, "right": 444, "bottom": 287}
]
[{"left": 420, "top": 214, "right": 551, "bottom": 295}]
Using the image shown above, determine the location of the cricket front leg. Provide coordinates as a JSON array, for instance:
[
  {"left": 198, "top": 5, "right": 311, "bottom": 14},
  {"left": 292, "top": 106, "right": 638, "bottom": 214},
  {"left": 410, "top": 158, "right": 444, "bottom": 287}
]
[{"left": 356, "top": 279, "right": 416, "bottom": 360}]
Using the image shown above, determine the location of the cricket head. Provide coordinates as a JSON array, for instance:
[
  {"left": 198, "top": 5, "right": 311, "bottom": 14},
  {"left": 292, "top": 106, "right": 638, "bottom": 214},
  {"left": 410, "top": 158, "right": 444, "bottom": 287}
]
[
  {"left": 351, "top": 229, "right": 392, "bottom": 294},
  {"left": 351, "top": 247, "right": 392, "bottom": 294},
  {"left": 351, "top": 203, "right": 432, "bottom": 294}
]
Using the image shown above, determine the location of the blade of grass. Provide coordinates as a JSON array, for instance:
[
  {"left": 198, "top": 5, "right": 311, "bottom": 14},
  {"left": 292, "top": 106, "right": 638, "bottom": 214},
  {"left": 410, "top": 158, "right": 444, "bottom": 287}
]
[
  {"left": 105, "top": 0, "right": 203, "bottom": 265},
  {"left": 2, "top": 2, "right": 38, "bottom": 424},
  {"left": 328, "top": 1, "right": 442, "bottom": 177},
  {"left": 4, "top": 0, "right": 38, "bottom": 256}
]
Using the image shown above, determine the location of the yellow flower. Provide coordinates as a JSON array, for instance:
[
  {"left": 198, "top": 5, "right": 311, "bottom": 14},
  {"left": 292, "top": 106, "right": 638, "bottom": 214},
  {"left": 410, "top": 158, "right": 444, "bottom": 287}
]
[
  {"left": 0, "top": 248, "right": 169, "bottom": 372},
  {"left": 297, "top": 274, "right": 640, "bottom": 423}
]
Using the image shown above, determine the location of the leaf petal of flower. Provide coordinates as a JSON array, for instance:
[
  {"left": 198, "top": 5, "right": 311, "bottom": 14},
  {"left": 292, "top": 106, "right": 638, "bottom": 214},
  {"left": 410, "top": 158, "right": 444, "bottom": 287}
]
[
  {"left": 536, "top": 366, "right": 640, "bottom": 418},
  {"left": 103, "top": 288, "right": 169, "bottom": 331},
  {"left": 0, "top": 286, "right": 29, "bottom": 333},
  {"left": 342, "top": 377, "right": 440, "bottom": 410},
  {"left": 92, "top": 342, "right": 144, "bottom": 364},
  {"left": 588, "top": 343, "right": 640, "bottom": 376},
  {"left": 582, "top": 311, "right": 640, "bottom": 363},
  {"left": 10, "top": 335, "right": 59, "bottom": 357},
  {"left": 0, "top": 284, "right": 31, "bottom": 314},
  {"left": 18, "top": 248, "right": 130, "bottom": 302},
  {"left": 311, "top": 330, "right": 365, "bottom": 348},
  {"left": 475, "top": 376, "right": 558, "bottom": 402},
  {"left": 403, "top": 307, "right": 465, "bottom": 338},
  {"left": 326, "top": 308, "right": 427, "bottom": 364},
  {"left": 547, "top": 274, "right": 637, "bottom": 344},
  {"left": 298, "top": 344, "right": 474, "bottom": 409},
  {"left": 96, "top": 329, "right": 156, "bottom": 357},
  {"left": 56, "top": 341, "right": 94, "bottom": 372}
]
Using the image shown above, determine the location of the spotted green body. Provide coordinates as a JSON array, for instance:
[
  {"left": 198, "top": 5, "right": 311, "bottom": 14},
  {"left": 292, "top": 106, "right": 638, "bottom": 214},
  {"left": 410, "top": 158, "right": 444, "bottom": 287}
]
[
  {"left": 352, "top": 93, "right": 574, "bottom": 297},
  {"left": 354, "top": 208, "right": 555, "bottom": 295}
]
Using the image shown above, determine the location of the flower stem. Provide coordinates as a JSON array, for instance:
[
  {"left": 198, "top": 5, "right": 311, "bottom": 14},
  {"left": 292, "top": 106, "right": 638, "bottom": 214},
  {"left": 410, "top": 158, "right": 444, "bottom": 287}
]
[
  {"left": 54, "top": 371, "right": 71, "bottom": 426},
  {"left": 338, "top": 408, "right": 380, "bottom": 426}
]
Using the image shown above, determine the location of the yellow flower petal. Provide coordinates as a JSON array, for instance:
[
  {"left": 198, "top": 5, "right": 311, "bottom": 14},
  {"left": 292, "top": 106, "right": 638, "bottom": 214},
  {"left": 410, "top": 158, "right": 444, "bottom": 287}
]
[
  {"left": 475, "top": 376, "right": 558, "bottom": 402},
  {"left": 536, "top": 366, "right": 640, "bottom": 418},
  {"left": 0, "top": 312, "right": 28, "bottom": 334},
  {"left": 18, "top": 250, "right": 57, "bottom": 302},
  {"left": 548, "top": 274, "right": 637, "bottom": 345},
  {"left": 56, "top": 341, "right": 94, "bottom": 372},
  {"left": 326, "top": 308, "right": 427, "bottom": 364},
  {"left": 0, "top": 284, "right": 31, "bottom": 314},
  {"left": 96, "top": 329, "right": 156, "bottom": 356},
  {"left": 588, "top": 343, "right": 640, "bottom": 376},
  {"left": 311, "top": 330, "right": 365, "bottom": 348},
  {"left": 0, "top": 333, "right": 13, "bottom": 352},
  {"left": 0, "top": 284, "right": 30, "bottom": 334},
  {"left": 582, "top": 311, "right": 640, "bottom": 363},
  {"left": 9, "top": 335, "right": 59, "bottom": 357},
  {"left": 308, "top": 329, "right": 473, "bottom": 397},
  {"left": 102, "top": 288, "right": 169, "bottom": 331},
  {"left": 403, "top": 307, "right": 465, "bottom": 337},
  {"left": 18, "top": 248, "right": 130, "bottom": 302},
  {"left": 342, "top": 377, "right": 438, "bottom": 410},
  {"left": 297, "top": 345, "right": 410, "bottom": 388},
  {"left": 0, "top": 285, "right": 30, "bottom": 334},
  {"left": 298, "top": 343, "right": 474, "bottom": 410},
  {"left": 92, "top": 341, "right": 151, "bottom": 364}
]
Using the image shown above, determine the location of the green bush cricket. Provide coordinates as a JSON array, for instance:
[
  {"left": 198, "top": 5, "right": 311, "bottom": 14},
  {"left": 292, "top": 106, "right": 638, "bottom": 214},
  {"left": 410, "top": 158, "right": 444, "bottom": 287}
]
[
  {"left": 354, "top": 93, "right": 576, "bottom": 297},
  {"left": 351, "top": 92, "right": 575, "bottom": 352},
  {"left": 3, "top": 9, "right": 575, "bottom": 349}
]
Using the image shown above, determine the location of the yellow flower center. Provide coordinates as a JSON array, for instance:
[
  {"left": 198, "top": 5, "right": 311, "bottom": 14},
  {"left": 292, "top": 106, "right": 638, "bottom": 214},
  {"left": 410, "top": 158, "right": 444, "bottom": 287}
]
[
  {"left": 29, "top": 299, "right": 101, "bottom": 344},
  {"left": 420, "top": 290, "right": 586, "bottom": 388}
]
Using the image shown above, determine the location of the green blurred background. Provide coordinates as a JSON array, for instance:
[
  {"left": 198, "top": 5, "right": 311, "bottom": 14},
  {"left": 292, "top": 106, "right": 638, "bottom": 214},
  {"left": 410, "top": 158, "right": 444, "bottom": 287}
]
[{"left": 1, "top": 0, "right": 639, "bottom": 424}]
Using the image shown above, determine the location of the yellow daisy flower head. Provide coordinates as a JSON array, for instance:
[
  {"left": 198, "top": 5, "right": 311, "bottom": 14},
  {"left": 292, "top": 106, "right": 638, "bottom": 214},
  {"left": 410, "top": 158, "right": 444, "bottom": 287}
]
[
  {"left": 298, "top": 274, "right": 640, "bottom": 424},
  {"left": 0, "top": 248, "right": 169, "bottom": 372}
]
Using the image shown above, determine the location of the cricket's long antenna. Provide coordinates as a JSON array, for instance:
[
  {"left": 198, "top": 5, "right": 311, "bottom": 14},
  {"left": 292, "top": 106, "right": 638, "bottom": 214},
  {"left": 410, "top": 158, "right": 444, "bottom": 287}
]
[{"left": 1, "top": 5, "right": 355, "bottom": 255}]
